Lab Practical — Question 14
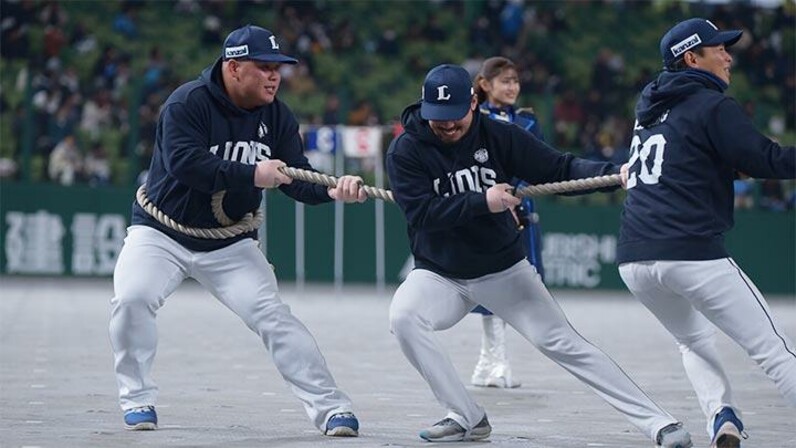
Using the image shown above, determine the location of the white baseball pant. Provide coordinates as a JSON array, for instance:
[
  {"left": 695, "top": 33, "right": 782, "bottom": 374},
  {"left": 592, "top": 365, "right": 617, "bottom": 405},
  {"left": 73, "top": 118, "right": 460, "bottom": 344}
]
[
  {"left": 619, "top": 258, "right": 796, "bottom": 436},
  {"left": 109, "top": 225, "right": 353, "bottom": 431},
  {"left": 390, "top": 260, "right": 679, "bottom": 442}
]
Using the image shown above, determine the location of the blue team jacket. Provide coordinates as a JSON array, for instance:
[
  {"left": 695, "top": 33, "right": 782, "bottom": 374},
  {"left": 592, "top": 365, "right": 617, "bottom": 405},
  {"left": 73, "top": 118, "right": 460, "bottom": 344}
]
[
  {"left": 132, "top": 58, "right": 331, "bottom": 251},
  {"left": 387, "top": 102, "right": 619, "bottom": 279},
  {"left": 618, "top": 69, "right": 796, "bottom": 263}
]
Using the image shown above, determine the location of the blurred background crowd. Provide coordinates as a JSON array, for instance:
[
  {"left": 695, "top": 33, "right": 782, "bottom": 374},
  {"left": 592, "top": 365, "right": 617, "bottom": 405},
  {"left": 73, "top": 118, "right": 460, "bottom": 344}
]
[{"left": 1, "top": 0, "right": 794, "bottom": 210}]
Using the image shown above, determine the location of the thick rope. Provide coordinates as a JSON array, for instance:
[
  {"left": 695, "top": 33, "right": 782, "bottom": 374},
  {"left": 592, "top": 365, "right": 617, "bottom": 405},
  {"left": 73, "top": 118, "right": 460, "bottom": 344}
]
[
  {"left": 135, "top": 170, "right": 621, "bottom": 239},
  {"left": 513, "top": 173, "right": 623, "bottom": 198},
  {"left": 136, "top": 185, "right": 263, "bottom": 239},
  {"left": 279, "top": 166, "right": 622, "bottom": 201},
  {"left": 279, "top": 166, "right": 395, "bottom": 202}
]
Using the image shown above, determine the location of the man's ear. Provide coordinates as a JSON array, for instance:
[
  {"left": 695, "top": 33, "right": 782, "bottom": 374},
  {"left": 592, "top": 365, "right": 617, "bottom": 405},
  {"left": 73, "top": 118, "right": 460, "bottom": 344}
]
[{"left": 684, "top": 50, "right": 698, "bottom": 68}]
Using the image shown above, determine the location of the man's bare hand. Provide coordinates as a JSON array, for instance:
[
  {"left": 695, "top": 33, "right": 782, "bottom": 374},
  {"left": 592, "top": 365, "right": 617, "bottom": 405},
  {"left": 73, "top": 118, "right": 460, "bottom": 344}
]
[
  {"left": 486, "top": 183, "right": 521, "bottom": 213},
  {"left": 254, "top": 160, "right": 293, "bottom": 189},
  {"left": 329, "top": 175, "right": 367, "bottom": 203},
  {"left": 620, "top": 163, "right": 629, "bottom": 189}
]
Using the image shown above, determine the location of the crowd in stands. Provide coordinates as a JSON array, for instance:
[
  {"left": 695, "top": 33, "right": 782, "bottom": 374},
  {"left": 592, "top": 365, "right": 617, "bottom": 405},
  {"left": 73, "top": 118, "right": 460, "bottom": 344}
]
[{"left": 0, "top": 0, "right": 793, "bottom": 210}]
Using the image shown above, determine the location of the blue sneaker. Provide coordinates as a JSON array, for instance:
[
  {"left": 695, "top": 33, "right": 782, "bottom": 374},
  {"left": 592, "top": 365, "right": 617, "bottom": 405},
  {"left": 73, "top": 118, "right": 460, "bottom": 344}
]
[
  {"left": 124, "top": 406, "right": 157, "bottom": 430},
  {"left": 324, "top": 412, "right": 359, "bottom": 437},
  {"left": 711, "top": 407, "right": 746, "bottom": 448}
]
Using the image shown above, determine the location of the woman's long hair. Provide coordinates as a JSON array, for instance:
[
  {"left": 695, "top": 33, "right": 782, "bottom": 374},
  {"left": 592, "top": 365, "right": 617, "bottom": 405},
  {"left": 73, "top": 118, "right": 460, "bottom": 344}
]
[{"left": 473, "top": 56, "right": 517, "bottom": 104}]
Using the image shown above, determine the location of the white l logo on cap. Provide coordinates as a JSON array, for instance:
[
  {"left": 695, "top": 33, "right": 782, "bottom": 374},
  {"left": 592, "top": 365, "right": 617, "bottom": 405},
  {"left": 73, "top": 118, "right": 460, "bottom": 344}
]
[{"left": 436, "top": 85, "right": 451, "bottom": 101}]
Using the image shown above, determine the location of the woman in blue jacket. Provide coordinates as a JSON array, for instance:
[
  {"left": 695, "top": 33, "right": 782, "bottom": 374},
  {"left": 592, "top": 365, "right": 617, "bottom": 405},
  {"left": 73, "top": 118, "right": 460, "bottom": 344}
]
[{"left": 469, "top": 56, "right": 545, "bottom": 388}]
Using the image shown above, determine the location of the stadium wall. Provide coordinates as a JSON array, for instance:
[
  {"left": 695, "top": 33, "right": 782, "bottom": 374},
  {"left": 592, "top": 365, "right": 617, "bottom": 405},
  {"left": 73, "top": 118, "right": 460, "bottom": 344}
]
[{"left": 1, "top": 183, "right": 793, "bottom": 294}]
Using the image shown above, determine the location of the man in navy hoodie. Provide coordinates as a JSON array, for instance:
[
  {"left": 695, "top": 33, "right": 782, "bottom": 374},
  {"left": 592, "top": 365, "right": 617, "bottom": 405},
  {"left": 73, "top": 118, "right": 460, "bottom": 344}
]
[
  {"left": 617, "top": 18, "right": 796, "bottom": 448},
  {"left": 386, "top": 63, "right": 692, "bottom": 447},
  {"left": 109, "top": 25, "right": 364, "bottom": 437}
]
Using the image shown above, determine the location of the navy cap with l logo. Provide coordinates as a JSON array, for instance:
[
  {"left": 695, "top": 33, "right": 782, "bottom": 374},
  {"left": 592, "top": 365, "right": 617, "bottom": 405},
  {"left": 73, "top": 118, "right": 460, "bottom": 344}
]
[
  {"left": 660, "top": 18, "right": 742, "bottom": 69},
  {"left": 222, "top": 25, "right": 298, "bottom": 65},
  {"left": 421, "top": 64, "right": 474, "bottom": 121}
]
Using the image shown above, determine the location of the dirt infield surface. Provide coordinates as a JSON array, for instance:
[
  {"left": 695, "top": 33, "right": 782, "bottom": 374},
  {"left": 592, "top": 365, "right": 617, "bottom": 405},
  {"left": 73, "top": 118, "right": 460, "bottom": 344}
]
[{"left": 1, "top": 277, "right": 793, "bottom": 447}]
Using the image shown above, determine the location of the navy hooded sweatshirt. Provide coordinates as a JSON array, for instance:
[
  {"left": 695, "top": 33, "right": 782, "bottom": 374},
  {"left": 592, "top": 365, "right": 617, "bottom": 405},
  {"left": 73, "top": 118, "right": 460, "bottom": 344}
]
[
  {"left": 386, "top": 102, "right": 618, "bottom": 279},
  {"left": 132, "top": 58, "right": 331, "bottom": 251},
  {"left": 617, "top": 69, "right": 796, "bottom": 263}
]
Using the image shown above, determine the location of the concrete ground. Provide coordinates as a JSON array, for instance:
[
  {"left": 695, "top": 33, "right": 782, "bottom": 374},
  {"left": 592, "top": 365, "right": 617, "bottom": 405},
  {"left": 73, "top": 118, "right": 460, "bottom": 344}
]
[{"left": 1, "top": 277, "right": 794, "bottom": 448}]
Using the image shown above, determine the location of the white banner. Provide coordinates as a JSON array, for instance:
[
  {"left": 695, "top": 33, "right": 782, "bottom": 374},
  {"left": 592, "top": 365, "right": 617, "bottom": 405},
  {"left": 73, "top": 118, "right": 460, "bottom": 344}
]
[{"left": 342, "top": 126, "right": 382, "bottom": 158}]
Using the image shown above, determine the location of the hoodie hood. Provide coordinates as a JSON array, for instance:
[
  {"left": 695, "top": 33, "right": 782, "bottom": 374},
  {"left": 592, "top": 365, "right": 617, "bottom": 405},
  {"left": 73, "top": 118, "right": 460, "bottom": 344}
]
[
  {"left": 636, "top": 69, "right": 726, "bottom": 127},
  {"left": 400, "top": 101, "right": 480, "bottom": 151}
]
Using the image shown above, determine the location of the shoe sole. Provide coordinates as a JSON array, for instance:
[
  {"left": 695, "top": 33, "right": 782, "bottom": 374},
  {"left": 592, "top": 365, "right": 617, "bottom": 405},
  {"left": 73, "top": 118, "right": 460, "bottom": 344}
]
[
  {"left": 471, "top": 380, "right": 521, "bottom": 388},
  {"left": 325, "top": 427, "right": 358, "bottom": 437},
  {"left": 124, "top": 422, "right": 157, "bottom": 431},
  {"left": 711, "top": 422, "right": 741, "bottom": 448},
  {"left": 713, "top": 434, "right": 740, "bottom": 448},
  {"left": 471, "top": 374, "right": 521, "bottom": 388},
  {"left": 419, "top": 429, "right": 491, "bottom": 442},
  {"left": 420, "top": 432, "right": 464, "bottom": 442},
  {"left": 663, "top": 442, "right": 693, "bottom": 448},
  {"left": 467, "top": 429, "right": 491, "bottom": 441}
]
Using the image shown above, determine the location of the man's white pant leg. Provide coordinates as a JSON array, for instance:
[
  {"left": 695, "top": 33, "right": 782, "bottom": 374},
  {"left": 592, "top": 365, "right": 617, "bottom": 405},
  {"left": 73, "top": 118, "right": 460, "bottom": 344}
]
[
  {"left": 480, "top": 261, "right": 676, "bottom": 441},
  {"left": 619, "top": 261, "right": 734, "bottom": 424},
  {"left": 110, "top": 226, "right": 188, "bottom": 410},
  {"left": 389, "top": 269, "right": 485, "bottom": 429},
  {"left": 194, "top": 239, "right": 353, "bottom": 431}
]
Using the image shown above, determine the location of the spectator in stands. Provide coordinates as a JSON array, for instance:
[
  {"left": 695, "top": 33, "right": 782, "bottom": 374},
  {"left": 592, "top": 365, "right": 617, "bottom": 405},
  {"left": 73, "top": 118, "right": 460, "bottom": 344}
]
[
  {"left": 93, "top": 45, "right": 120, "bottom": 90},
  {"left": 733, "top": 175, "right": 755, "bottom": 209},
  {"left": 39, "top": 0, "right": 68, "bottom": 27},
  {"left": 377, "top": 28, "right": 400, "bottom": 56},
  {"left": 348, "top": 99, "right": 379, "bottom": 126},
  {"left": 201, "top": 14, "right": 223, "bottom": 46},
  {"left": 760, "top": 179, "right": 787, "bottom": 212},
  {"left": 113, "top": 2, "right": 138, "bottom": 39},
  {"left": 80, "top": 89, "right": 113, "bottom": 139},
  {"left": 322, "top": 93, "right": 341, "bottom": 125},
  {"left": 553, "top": 89, "right": 584, "bottom": 146},
  {"left": 0, "top": 157, "right": 18, "bottom": 180},
  {"left": 499, "top": 0, "right": 525, "bottom": 45},
  {"left": 84, "top": 141, "right": 111, "bottom": 187},
  {"left": 48, "top": 134, "right": 82, "bottom": 185},
  {"left": 42, "top": 24, "right": 66, "bottom": 60},
  {"left": 47, "top": 94, "right": 80, "bottom": 145},
  {"left": 142, "top": 46, "right": 166, "bottom": 95},
  {"left": 69, "top": 20, "right": 97, "bottom": 54}
]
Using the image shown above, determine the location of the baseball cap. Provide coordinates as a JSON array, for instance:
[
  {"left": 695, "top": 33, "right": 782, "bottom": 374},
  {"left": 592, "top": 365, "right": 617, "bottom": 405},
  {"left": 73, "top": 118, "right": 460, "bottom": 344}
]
[
  {"left": 222, "top": 25, "right": 298, "bottom": 65},
  {"left": 660, "top": 18, "right": 742, "bottom": 69},
  {"left": 420, "top": 64, "right": 474, "bottom": 121}
]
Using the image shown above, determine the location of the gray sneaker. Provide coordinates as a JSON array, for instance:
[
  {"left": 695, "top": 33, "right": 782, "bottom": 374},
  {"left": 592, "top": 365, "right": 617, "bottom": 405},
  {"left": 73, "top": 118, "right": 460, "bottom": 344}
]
[
  {"left": 418, "top": 415, "right": 491, "bottom": 442},
  {"left": 656, "top": 422, "right": 693, "bottom": 448}
]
